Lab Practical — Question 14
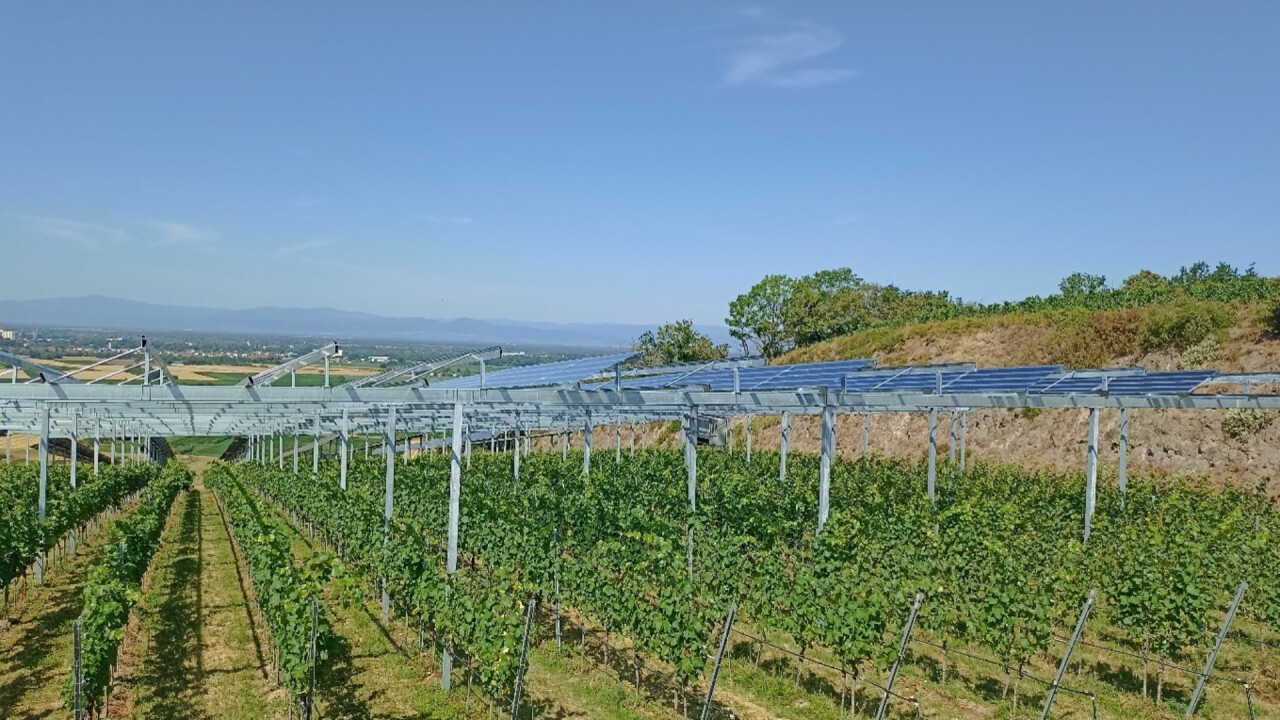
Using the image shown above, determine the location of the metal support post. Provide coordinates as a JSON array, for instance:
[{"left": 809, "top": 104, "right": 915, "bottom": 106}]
[
  {"left": 949, "top": 413, "right": 958, "bottom": 464},
  {"left": 779, "top": 411, "right": 790, "bottom": 484},
  {"left": 1186, "top": 582, "right": 1248, "bottom": 717},
  {"left": 615, "top": 422, "right": 621, "bottom": 461},
  {"left": 700, "top": 603, "right": 738, "bottom": 720},
  {"left": 313, "top": 413, "right": 321, "bottom": 474},
  {"left": 685, "top": 407, "right": 698, "bottom": 580},
  {"left": 293, "top": 432, "right": 300, "bottom": 474},
  {"left": 442, "top": 401, "right": 464, "bottom": 690},
  {"left": 513, "top": 420, "right": 521, "bottom": 481},
  {"left": 93, "top": 419, "right": 100, "bottom": 475},
  {"left": 382, "top": 406, "right": 396, "bottom": 622},
  {"left": 863, "top": 412, "right": 871, "bottom": 455},
  {"left": 927, "top": 408, "right": 938, "bottom": 501},
  {"left": 323, "top": 352, "right": 331, "bottom": 389},
  {"left": 1040, "top": 589, "right": 1096, "bottom": 720},
  {"left": 960, "top": 411, "right": 968, "bottom": 471},
  {"left": 818, "top": 405, "right": 835, "bottom": 533},
  {"left": 582, "top": 411, "right": 593, "bottom": 476},
  {"left": 875, "top": 592, "right": 925, "bottom": 720},
  {"left": 1118, "top": 408, "right": 1129, "bottom": 502},
  {"left": 37, "top": 403, "right": 49, "bottom": 584},
  {"left": 1085, "top": 408, "right": 1099, "bottom": 541},
  {"left": 337, "top": 410, "right": 349, "bottom": 490},
  {"left": 745, "top": 413, "right": 753, "bottom": 463},
  {"left": 70, "top": 413, "right": 79, "bottom": 489},
  {"left": 630, "top": 422, "right": 635, "bottom": 455}
]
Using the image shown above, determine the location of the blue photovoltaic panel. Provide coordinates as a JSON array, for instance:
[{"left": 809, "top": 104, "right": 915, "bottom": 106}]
[
  {"left": 942, "top": 366, "right": 1063, "bottom": 393},
  {"left": 1029, "top": 375, "right": 1108, "bottom": 394},
  {"left": 658, "top": 358, "right": 877, "bottom": 390},
  {"left": 430, "top": 352, "right": 638, "bottom": 389},
  {"left": 1105, "top": 370, "right": 1216, "bottom": 395}
]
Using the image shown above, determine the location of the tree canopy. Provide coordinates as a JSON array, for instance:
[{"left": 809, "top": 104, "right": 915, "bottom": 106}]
[{"left": 634, "top": 319, "right": 728, "bottom": 365}]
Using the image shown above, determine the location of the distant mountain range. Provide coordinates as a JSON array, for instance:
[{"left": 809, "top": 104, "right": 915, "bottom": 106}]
[{"left": 0, "top": 295, "right": 734, "bottom": 349}]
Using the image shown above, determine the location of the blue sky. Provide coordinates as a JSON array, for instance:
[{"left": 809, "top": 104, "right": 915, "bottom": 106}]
[{"left": 1, "top": 2, "right": 1276, "bottom": 325}]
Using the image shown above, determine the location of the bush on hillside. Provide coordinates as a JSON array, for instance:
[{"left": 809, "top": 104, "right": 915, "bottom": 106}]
[
  {"left": 1179, "top": 336, "right": 1220, "bottom": 369},
  {"left": 1223, "top": 408, "right": 1278, "bottom": 442},
  {"left": 1268, "top": 301, "right": 1280, "bottom": 336},
  {"left": 1138, "top": 302, "right": 1235, "bottom": 353}
]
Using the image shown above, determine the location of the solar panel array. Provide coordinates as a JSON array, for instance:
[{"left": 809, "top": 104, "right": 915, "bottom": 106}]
[
  {"left": 439, "top": 351, "right": 1217, "bottom": 396},
  {"left": 1030, "top": 370, "right": 1216, "bottom": 395},
  {"left": 430, "top": 352, "right": 638, "bottom": 390}
]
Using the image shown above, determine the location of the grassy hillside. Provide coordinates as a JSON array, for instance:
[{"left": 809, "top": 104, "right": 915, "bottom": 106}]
[{"left": 779, "top": 300, "right": 1277, "bottom": 373}]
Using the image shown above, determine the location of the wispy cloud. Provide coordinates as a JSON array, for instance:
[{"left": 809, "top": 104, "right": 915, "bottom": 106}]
[
  {"left": 146, "top": 221, "right": 220, "bottom": 247},
  {"left": 12, "top": 214, "right": 128, "bottom": 251},
  {"left": 826, "top": 214, "right": 861, "bottom": 228},
  {"left": 723, "top": 15, "right": 856, "bottom": 88},
  {"left": 275, "top": 239, "right": 333, "bottom": 258},
  {"left": 418, "top": 213, "right": 474, "bottom": 226}
]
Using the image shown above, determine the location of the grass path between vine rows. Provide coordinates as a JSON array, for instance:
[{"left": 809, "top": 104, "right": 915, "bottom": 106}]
[
  {"left": 112, "top": 476, "right": 289, "bottom": 720},
  {"left": 0, "top": 502, "right": 133, "bottom": 718}
]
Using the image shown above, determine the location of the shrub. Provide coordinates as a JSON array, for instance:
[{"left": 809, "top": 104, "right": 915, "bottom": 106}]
[
  {"left": 1179, "top": 336, "right": 1220, "bottom": 369},
  {"left": 1223, "top": 408, "right": 1277, "bottom": 442},
  {"left": 1268, "top": 301, "right": 1280, "bottom": 336},
  {"left": 1138, "top": 302, "right": 1235, "bottom": 353}
]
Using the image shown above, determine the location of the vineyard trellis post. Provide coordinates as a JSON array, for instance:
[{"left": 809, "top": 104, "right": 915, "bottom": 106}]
[
  {"left": 818, "top": 405, "right": 835, "bottom": 533},
  {"left": 927, "top": 408, "right": 937, "bottom": 502},
  {"left": 442, "top": 400, "right": 465, "bottom": 690},
  {"left": 509, "top": 597, "right": 537, "bottom": 720},
  {"left": 382, "top": 405, "right": 396, "bottom": 622},
  {"left": 37, "top": 401, "right": 49, "bottom": 584},
  {"left": 876, "top": 591, "right": 924, "bottom": 720},
  {"left": 1084, "top": 408, "right": 1099, "bottom": 541},
  {"left": 339, "top": 408, "right": 349, "bottom": 490},
  {"left": 514, "top": 414, "right": 521, "bottom": 481},
  {"left": 1040, "top": 589, "right": 1095, "bottom": 720},
  {"left": 69, "top": 412, "right": 79, "bottom": 554},
  {"left": 863, "top": 412, "right": 871, "bottom": 455},
  {"left": 959, "top": 411, "right": 967, "bottom": 471},
  {"left": 1118, "top": 408, "right": 1129, "bottom": 503},
  {"left": 1186, "top": 581, "right": 1248, "bottom": 717},
  {"left": 745, "top": 413, "right": 752, "bottom": 463},
  {"left": 615, "top": 420, "right": 621, "bottom": 461},
  {"left": 73, "top": 617, "right": 84, "bottom": 720},
  {"left": 700, "top": 602, "right": 738, "bottom": 720},
  {"left": 779, "top": 411, "right": 791, "bottom": 484},
  {"left": 630, "top": 421, "right": 635, "bottom": 455},
  {"left": 293, "top": 430, "right": 299, "bottom": 474}
]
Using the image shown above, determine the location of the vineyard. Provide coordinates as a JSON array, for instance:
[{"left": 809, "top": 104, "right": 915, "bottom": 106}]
[{"left": 209, "top": 445, "right": 1280, "bottom": 719}]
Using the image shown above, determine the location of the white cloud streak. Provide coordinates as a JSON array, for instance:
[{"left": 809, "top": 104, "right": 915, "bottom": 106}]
[
  {"left": 146, "top": 221, "right": 220, "bottom": 247},
  {"left": 418, "top": 213, "right": 474, "bottom": 226},
  {"left": 724, "top": 18, "right": 856, "bottom": 88},
  {"left": 275, "top": 239, "right": 333, "bottom": 258},
  {"left": 12, "top": 214, "right": 128, "bottom": 251}
]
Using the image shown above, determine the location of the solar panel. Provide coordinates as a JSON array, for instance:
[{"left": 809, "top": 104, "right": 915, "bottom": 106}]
[
  {"left": 1105, "top": 370, "right": 1216, "bottom": 395},
  {"left": 430, "top": 352, "right": 638, "bottom": 389},
  {"left": 656, "top": 358, "right": 877, "bottom": 391},
  {"left": 1030, "top": 369, "right": 1215, "bottom": 395},
  {"left": 942, "top": 366, "right": 1063, "bottom": 393}
]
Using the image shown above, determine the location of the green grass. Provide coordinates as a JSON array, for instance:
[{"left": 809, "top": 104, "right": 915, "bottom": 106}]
[
  {"left": 119, "top": 482, "right": 287, "bottom": 720},
  {"left": 166, "top": 437, "right": 235, "bottom": 457}
]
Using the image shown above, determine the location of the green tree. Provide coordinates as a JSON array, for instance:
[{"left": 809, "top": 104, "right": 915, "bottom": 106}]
[
  {"left": 634, "top": 320, "right": 728, "bottom": 365},
  {"left": 727, "top": 274, "right": 796, "bottom": 358},
  {"left": 1058, "top": 272, "right": 1108, "bottom": 296},
  {"left": 784, "top": 268, "right": 872, "bottom": 346},
  {"left": 1120, "top": 269, "right": 1169, "bottom": 293}
]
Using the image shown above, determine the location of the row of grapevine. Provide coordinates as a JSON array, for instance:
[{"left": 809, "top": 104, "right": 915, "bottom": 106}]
[
  {"left": 1, "top": 463, "right": 157, "bottom": 593},
  {"left": 205, "top": 464, "right": 335, "bottom": 718},
  {"left": 64, "top": 463, "right": 193, "bottom": 716},
  {"left": 237, "top": 447, "right": 1279, "bottom": 715}
]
